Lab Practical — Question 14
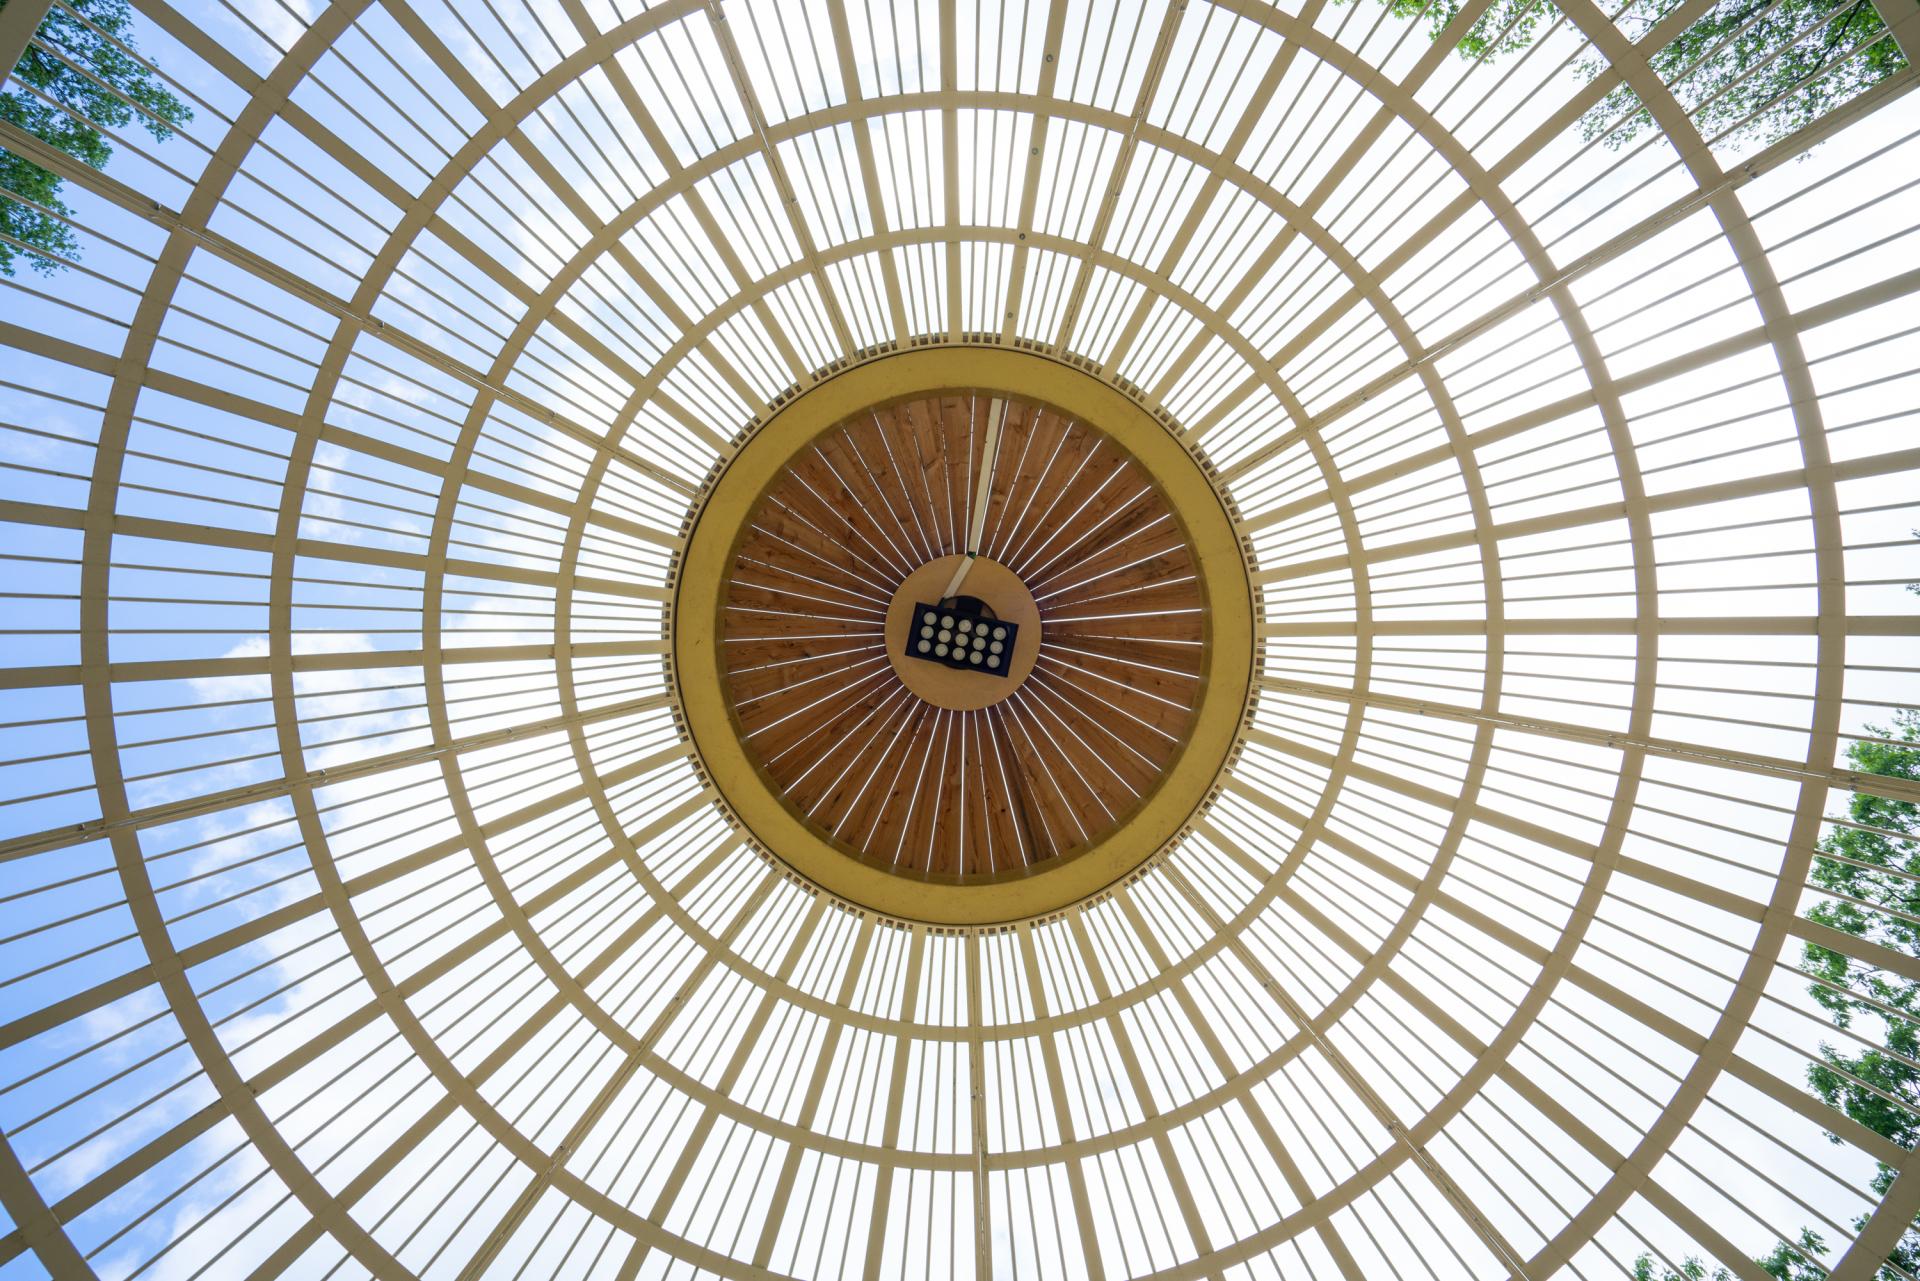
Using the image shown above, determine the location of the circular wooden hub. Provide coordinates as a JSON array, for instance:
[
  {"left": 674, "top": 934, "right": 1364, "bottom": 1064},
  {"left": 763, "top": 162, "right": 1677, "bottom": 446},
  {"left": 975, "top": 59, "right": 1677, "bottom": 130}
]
[
  {"left": 720, "top": 391, "right": 1206, "bottom": 882},
  {"left": 883, "top": 556, "right": 1041, "bottom": 710}
]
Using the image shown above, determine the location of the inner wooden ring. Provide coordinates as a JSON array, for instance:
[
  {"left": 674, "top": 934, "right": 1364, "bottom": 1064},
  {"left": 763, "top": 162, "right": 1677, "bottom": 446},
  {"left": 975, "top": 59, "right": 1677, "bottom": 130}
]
[
  {"left": 716, "top": 388, "right": 1208, "bottom": 884},
  {"left": 883, "top": 556, "right": 1042, "bottom": 711}
]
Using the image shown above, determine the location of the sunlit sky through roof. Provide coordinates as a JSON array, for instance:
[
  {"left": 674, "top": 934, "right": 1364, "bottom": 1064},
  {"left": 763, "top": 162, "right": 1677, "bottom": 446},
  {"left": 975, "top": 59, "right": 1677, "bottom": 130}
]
[{"left": 0, "top": 0, "right": 1917, "bottom": 1276}]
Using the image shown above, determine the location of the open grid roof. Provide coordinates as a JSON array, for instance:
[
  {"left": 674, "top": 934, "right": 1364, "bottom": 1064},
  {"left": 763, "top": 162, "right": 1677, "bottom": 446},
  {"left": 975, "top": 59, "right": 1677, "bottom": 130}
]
[{"left": 1, "top": 0, "right": 1918, "bottom": 1276}]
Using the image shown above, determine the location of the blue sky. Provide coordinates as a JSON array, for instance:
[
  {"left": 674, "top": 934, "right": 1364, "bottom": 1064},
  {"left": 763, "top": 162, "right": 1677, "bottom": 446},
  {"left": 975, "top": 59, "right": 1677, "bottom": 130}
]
[{"left": 1, "top": 0, "right": 1918, "bottom": 1276}]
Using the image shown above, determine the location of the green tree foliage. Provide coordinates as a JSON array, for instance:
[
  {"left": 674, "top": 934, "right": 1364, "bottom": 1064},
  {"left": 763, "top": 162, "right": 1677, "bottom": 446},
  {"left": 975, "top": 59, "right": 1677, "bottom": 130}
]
[
  {"left": 1755, "top": 1228, "right": 1833, "bottom": 1280},
  {"left": 1799, "top": 708, "right": 1920, "bottom": 1279},
  {"left": 0, "top": 0, "right": 190, "bottom": 276},
  {"left": 1626, "top": 710, "right": 1920, "bottom": 1281},
  {"left": 1631, "top": 1251, "right": 1733, "bottom": 1280},
  {"left": 1361, "top": 0, "right": 1906, "bottom": 149},
  {"left": 1632, "top": 1228, "right": 1834, "bottom": 1279}
]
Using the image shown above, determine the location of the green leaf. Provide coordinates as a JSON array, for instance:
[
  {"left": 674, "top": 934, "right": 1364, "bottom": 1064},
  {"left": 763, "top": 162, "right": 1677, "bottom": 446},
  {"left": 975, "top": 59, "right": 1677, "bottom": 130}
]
[
  {"left": 0, "top": 0, "right": 192, "bottom": 275},
  {"left": 1334, "top": 0, "right": 1907, "bottom": 151}
]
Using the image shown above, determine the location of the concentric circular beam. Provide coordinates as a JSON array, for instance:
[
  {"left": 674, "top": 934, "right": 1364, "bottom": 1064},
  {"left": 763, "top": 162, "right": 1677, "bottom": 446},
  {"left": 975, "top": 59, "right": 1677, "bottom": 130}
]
[{"left": 0, "top": 0, "right": 1915, "bottom": 1278}]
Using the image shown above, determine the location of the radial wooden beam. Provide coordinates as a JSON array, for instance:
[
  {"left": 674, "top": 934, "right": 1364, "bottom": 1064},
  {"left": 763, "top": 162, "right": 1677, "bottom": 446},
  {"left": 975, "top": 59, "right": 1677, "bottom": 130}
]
[{"left": 0, "top": 0, "right": 1912, "bottom": 1278}]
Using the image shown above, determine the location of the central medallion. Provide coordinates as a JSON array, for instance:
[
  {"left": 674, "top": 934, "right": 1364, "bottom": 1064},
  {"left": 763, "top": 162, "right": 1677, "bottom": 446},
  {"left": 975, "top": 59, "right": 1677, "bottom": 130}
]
[{"left": 718, "top": 389, "right": 1205, "bottom": 883}]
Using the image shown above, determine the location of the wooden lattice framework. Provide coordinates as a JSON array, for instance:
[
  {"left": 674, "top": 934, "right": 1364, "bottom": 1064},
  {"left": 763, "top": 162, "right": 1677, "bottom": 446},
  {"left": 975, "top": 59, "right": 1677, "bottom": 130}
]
[{"left": 1, "top": 0, "right": 1918, "bottom": 1277}]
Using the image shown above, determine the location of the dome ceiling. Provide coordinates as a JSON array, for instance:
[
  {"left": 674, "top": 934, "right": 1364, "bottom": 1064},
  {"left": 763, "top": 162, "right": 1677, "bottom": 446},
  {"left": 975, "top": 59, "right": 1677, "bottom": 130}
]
[{"left": 0, "top": 0, "right": 1916, "bottom": 1278}]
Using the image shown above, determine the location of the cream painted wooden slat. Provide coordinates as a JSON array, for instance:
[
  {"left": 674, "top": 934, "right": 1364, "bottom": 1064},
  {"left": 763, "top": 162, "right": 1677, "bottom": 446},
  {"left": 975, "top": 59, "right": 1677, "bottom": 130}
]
[{"left": 1, "top": 0, "right": 1915, "bottom": 1274}]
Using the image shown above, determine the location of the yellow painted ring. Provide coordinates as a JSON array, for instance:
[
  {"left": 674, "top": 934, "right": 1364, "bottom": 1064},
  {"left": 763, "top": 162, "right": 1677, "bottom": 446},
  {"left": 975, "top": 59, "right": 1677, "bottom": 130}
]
[{"left": 673, "top": 349, "right": 1252, "bottom": 925}]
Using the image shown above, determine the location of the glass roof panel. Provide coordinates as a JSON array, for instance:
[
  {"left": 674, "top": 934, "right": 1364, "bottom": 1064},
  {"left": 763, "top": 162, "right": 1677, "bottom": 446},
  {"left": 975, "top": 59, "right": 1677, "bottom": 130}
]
[{"left": 2, "top": 0, "right": 1918, "bottom": 1274}]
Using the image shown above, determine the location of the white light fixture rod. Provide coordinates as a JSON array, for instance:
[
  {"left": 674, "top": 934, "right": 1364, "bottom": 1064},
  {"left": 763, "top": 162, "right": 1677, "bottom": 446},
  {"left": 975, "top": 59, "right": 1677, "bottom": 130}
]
[{"left": 942, "top": 397, "right": 1008, "bottom": 601}]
